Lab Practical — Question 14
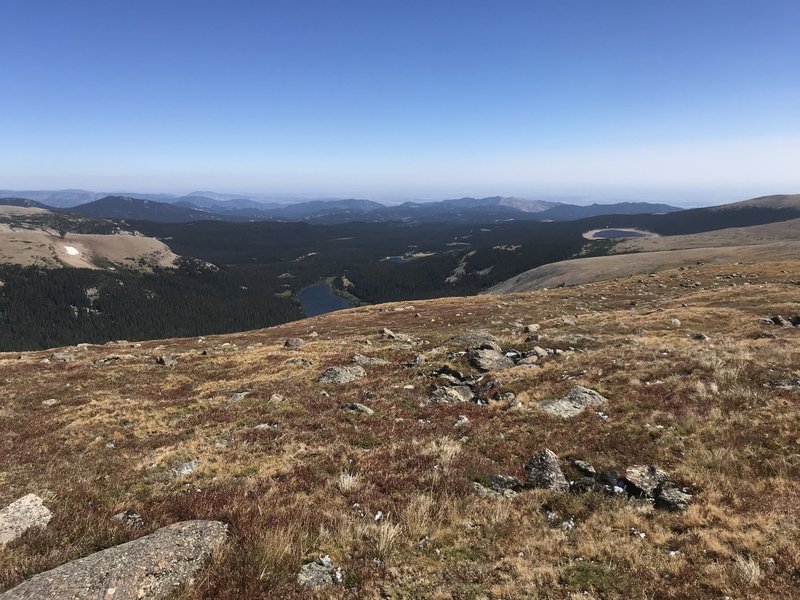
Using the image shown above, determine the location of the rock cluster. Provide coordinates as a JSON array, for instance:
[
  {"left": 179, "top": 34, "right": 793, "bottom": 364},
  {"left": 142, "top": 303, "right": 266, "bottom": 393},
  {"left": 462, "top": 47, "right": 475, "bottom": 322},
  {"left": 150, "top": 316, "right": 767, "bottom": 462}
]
[{"left": 482, "top": 451, "right": 693, "bottom": 512}]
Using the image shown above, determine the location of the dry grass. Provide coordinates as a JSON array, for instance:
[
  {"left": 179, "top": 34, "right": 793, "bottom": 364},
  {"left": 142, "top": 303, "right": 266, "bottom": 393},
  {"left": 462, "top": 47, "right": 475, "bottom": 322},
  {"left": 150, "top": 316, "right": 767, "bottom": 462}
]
[{"left": 1, "top": 260, "right": 800, "bottom": 598}]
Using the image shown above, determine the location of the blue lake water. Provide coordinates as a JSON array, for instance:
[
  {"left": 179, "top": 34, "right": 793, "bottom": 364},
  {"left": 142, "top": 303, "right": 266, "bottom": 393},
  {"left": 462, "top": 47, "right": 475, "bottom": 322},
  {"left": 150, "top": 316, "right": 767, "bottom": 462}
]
[
  {"left": 298, "top": 282, "right": 356, "bottom": 317},
  {"left": 592, "top": 229, "right": 647, "bottom": 239}
]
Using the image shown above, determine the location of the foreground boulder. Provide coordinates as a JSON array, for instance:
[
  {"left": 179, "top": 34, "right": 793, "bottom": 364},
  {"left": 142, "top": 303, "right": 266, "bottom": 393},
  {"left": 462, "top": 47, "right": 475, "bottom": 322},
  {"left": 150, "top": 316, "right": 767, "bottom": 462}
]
[
  {"left": 0, "top": 520, "right": 227, "bottom": 600},
  {"left": 524, "top": 449, "right": 569, "bottom": 492},
  {"left": 319, "top": 365, "right": 366, "bottom": 384},
  {"left": 538, "top": 386, "right": 608, "bottom": 418},
  {"left": 0, "top": 494, "right": 52, "bottom": 546}
]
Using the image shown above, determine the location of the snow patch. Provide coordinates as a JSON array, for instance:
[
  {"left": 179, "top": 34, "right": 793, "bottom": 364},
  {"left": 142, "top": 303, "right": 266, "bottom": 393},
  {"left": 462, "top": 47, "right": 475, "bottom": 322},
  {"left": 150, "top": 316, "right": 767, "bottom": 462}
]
[{"left": 64, "top": 246, "right": 80, "bottom": 256}]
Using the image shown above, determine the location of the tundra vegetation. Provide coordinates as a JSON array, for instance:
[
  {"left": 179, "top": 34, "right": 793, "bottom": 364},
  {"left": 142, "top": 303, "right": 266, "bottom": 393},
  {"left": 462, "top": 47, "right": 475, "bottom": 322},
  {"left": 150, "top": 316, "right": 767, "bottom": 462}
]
[{"left": 0, "top": 260, "right": 799, "bottom": 598}]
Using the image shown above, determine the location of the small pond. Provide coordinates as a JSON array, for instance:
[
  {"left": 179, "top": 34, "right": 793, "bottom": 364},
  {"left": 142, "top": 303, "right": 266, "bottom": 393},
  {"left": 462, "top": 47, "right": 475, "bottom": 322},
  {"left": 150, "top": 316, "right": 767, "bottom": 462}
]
[{"left": 298, "top": 282, "right": 356, "bottom": 317}]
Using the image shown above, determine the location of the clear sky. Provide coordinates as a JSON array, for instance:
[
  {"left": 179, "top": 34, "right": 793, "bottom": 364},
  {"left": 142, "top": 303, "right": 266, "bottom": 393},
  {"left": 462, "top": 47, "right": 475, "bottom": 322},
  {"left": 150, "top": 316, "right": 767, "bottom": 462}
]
[{"left": 2, "top": 0, "right": 799, "bottom": 204}]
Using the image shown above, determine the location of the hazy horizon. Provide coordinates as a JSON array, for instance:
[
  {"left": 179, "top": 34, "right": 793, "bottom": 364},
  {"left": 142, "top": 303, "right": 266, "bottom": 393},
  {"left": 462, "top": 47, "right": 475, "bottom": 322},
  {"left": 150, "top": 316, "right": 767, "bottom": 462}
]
[{"left": 2, "top": 1, "right": 799, "bottom": 203}]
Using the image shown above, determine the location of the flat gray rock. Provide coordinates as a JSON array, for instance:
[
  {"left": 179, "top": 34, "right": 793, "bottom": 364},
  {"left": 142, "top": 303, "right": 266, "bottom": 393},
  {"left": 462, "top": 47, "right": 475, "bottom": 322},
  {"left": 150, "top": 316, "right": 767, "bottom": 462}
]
[
  {"left": 319, "top": 365, "right": 366, "bottom": 384},
  {"left": 445, "top": 330, "right": 500, "bottom": 351},
  {"left": 467, "top": 348, "right": 514, "bottom": 372},
  {"left": 538, "top": 386, "right": 608, "bottom": 418},
  {"left": 0, "top": 520, "right": 227, "bottom": 600},
  {"left": 352, "top": 354, "right": 389, "bottom": 366},
  {"left": 0, "top": 494, "right": 53, "bottom": 546}
]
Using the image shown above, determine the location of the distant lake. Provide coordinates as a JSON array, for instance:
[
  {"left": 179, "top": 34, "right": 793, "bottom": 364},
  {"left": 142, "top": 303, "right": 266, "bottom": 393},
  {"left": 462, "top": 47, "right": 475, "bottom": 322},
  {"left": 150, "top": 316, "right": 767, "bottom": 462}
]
[
  {"left": 592, "top": 229, "right": 648, "bottom": 239},
  {"left": 298, "top": 282, "right": 356, "bottom": 317}
]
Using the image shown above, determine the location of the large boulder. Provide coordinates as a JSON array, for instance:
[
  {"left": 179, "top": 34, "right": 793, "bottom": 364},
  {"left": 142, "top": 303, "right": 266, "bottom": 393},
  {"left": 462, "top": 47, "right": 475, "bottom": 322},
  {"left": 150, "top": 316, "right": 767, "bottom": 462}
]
[
  {"left": 0, "top": 520, "right": 227, "bottom": 600},
  {"left": 0, "top": 494, "right": 52, "bottom": 546},
  {"left": 537, "top": 386, "right": 608, "bottom": 418},
  {"left": 524, "top": 449, "right": 569, "bottom": 492},
  {"left": 319, "top": 365, "right": 366, "bottom": 385}
]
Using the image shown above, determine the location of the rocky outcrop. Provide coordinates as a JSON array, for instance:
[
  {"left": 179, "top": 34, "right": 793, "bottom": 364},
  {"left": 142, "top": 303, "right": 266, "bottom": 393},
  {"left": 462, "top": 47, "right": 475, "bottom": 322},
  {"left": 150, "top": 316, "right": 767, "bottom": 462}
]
[
  {"left": 537, "top": 386, "right": 608, "bottom": 418},
  {"left": 565, "top": 462, "right": 693, "bottom": 511},
  {"left": 319, "top": 365, "right": 366, "bottom": 384},
  {"left": 0, "top": 520, "right": 227, "bottom": 600},
  {"left": 0, "top": 494, "right": 52, "bottom": 546}
]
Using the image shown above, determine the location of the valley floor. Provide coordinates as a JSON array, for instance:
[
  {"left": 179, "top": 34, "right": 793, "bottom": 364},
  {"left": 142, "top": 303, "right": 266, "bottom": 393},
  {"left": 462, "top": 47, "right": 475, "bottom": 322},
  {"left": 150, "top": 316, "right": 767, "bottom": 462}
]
[{"left": 1, "top": 260, "right": 799, "bottom": 598}]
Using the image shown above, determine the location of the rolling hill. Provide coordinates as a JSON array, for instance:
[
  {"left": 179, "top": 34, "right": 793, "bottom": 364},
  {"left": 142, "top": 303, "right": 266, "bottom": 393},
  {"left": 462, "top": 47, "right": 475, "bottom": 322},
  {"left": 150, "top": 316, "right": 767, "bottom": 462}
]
[{"left": 536, "top": 201, "right": 681, "bottom": 221}]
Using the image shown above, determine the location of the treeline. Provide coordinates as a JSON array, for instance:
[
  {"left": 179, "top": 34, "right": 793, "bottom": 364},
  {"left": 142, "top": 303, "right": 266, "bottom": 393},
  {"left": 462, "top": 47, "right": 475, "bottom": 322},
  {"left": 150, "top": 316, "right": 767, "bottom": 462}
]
[{"left": 0, "top": 262, "right": 302, "bottom": 351}]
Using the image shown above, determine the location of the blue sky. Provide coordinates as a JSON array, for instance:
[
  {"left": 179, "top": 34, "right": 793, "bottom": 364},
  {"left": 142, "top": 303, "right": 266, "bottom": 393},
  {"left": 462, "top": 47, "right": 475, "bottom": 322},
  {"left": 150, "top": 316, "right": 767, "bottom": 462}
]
[{"left": 1, "top": 0, "right": 799, "bottom": 204}]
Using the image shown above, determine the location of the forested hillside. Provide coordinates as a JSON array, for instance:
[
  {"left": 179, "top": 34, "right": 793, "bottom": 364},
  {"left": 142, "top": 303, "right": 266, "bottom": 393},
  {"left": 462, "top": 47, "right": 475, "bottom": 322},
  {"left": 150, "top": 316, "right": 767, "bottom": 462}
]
[{"left": 0, "top": 261, "right": 301, "bottom": 351}]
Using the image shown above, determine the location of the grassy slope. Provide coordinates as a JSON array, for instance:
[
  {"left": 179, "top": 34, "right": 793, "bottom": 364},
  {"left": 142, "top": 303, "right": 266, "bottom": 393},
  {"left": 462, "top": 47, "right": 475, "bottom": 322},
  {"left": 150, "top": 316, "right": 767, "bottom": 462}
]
[{"left": 1, "top": 260, "right": 799, "bottom": 598}]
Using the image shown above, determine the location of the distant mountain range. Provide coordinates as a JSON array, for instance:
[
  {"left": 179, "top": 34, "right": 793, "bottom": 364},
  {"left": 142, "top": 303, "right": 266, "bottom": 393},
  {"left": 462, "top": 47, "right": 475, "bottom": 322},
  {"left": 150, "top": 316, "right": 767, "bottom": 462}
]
[
  {"left": 0, "top": 191, "right": 684, "bottom": 224},
  {"left": 68, "top": 196, "right": 224, "bottom": 223}
]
